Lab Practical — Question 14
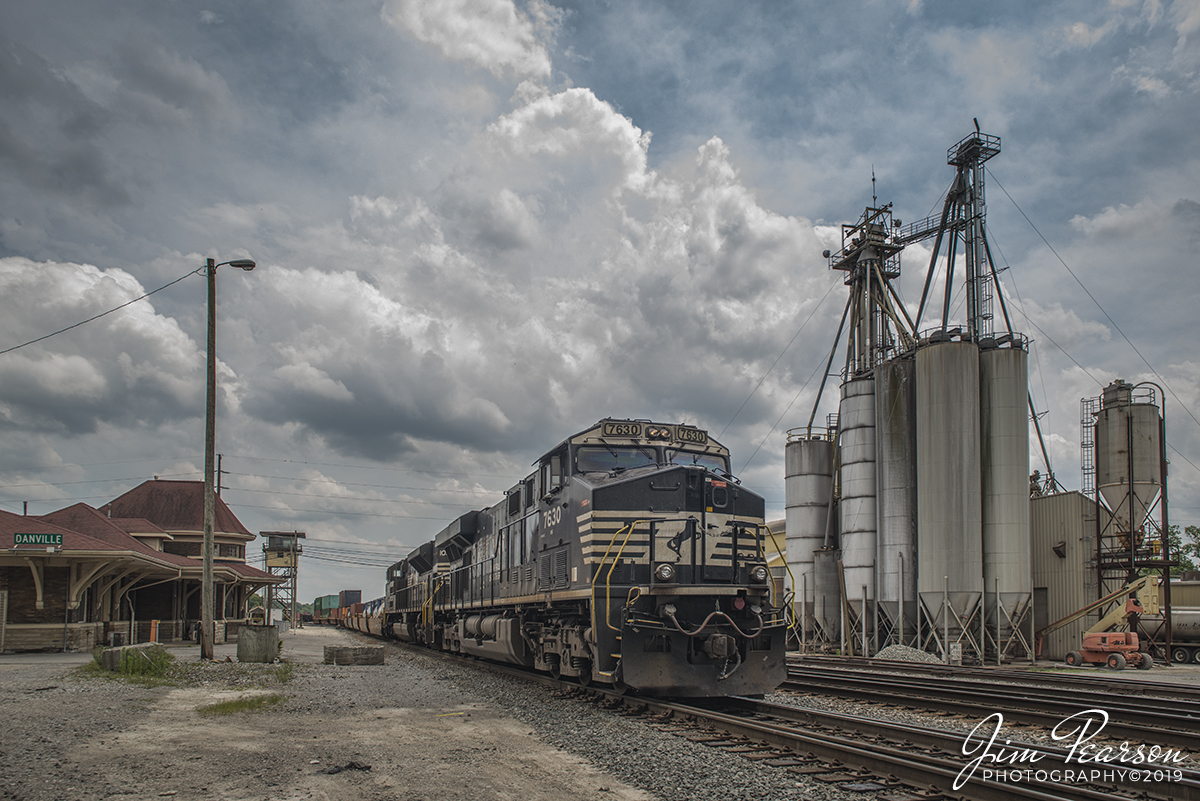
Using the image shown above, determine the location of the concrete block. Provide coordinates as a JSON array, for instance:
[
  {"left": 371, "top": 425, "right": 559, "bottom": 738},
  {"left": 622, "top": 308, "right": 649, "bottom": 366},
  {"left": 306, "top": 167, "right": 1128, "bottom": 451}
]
[
  {"left": 237, "top": 624, "right": 280, "bottom": 663},
  {"left": 101, "top": 642, "right": 168, "bottom": 672},
  {"left": 323, "top": 645, "right": 385, "bottom": 665}
]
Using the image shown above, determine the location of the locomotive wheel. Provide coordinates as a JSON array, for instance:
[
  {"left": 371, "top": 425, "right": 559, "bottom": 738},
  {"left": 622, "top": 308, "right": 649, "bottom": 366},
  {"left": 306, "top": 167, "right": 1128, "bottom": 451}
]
[
  {"left": 1172, "top": 647, "right": 1191, "bottom": 664},
  {"left": 577, "top": 661, "right": 593, "bottom": 687},
  {"left": 610, "top": 671, "right": 628, "bottom": 696},
  {"left": 1193, "top": 648, "right": 1200, "bottom": 665},
  {"left": 1136, "top": 654, "right": 1153, "bottom": 670},
  {"left": 1106, "top": 652, "right": 1126, "bottom": 670},
  {"left": 1064, "top": 651, "right": 1083, "bottom": 667}
]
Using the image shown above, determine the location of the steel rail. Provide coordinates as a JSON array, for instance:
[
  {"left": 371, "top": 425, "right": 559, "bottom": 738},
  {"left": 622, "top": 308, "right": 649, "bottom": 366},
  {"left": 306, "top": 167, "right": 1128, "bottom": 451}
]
[
  {"left": 630, "top": 696, "right": 1181, "bottom": 801},
  {"left": 790, "top": 654, "right": 1200, "bottom": 701},
  {"left": 784, "top": 667, "right": 1200, "bottom": 753},
  {"left": 786, "top": 665, "right": 1200, "bottom": 720},
  {"left": 717, "top": 695, "right": 1200, "bottom": 801}
]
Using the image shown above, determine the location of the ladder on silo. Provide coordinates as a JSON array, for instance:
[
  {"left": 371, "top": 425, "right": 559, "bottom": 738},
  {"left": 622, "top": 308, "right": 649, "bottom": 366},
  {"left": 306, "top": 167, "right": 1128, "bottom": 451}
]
[{"left": 1079, "top": 397, "right": 1099, "bottom": 497}]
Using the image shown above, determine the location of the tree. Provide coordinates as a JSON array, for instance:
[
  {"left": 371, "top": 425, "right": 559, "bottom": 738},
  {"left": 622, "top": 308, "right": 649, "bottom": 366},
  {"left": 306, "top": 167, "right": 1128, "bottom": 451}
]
[{"left": 1163, "top": 524, "right": 1200, "bottom": 577}]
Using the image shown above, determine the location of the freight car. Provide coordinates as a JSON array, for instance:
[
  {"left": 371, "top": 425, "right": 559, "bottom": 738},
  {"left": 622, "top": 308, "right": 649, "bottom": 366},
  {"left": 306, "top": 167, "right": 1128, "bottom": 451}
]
[
  {"left": 1169, "top": 607, "right": 1200, "bottom": 664},
  {"left": 384, "top": 418, "right": 788, "bottom": 697},
  {"left": 343, "top": 597, "right": 386, "bottom": 637},
  {"left": 312, "top": 594, "right": 340, "bottom": 625}
]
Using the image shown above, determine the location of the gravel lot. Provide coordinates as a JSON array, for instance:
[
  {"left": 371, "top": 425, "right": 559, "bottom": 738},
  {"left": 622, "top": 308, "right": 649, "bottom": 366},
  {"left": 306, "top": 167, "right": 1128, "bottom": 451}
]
[
  {"left": 0, "top": 627, "right": 832, "bottom": 801},
  {"left": 4, "top": 627, "right": 1198, "bottom": 801}
]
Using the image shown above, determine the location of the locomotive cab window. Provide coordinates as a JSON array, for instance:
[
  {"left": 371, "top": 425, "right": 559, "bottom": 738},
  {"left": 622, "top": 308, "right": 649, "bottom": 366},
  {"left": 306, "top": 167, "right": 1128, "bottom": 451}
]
[
  {"left": 667, "top": 449, "right": 728, "bottom": 473},
  {"left": 575, "top": 446, "right": 656, "bottom": 473},
  {"left": 542, "top": 448, "right": 567, "bottom": 495}
]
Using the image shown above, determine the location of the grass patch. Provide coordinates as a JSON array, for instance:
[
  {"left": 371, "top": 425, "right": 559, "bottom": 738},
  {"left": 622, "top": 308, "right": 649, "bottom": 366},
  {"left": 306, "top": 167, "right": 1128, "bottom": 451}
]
[
  {"left": 271, "top": 661, "right": 294, "bottom": 683},
  {"left": 197, "top": 693, "right": 286, "bottom": 717},
  {"left": 118, "top": 647, "right": 175, "bottom": 677},
  {"left": 72, "top": 645, "right": 176, "bottom": 685}
]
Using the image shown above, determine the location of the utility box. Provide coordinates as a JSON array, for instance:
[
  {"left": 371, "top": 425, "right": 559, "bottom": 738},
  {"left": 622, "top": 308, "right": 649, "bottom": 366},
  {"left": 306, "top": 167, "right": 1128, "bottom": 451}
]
[{"left": 236, "top": 624, "right": 279, "bottom": 663}]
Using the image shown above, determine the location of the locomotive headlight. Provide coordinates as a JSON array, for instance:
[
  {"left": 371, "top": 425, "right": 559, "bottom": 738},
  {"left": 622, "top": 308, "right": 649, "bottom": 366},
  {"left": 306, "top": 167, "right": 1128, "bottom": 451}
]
[
  {"left": 653, "top": 562, "right": 676, "bottom": 582},
  {"left": 749, "top": 565, "right": 769, "bottom": 584}
]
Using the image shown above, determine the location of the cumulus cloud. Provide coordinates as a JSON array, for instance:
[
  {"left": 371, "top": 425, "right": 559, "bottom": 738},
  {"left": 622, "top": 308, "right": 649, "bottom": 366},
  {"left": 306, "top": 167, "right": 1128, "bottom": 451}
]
[
  {"left": 0, "top": 258, "right": 205, "bottom": 435},
  {"left": 228, "top": 84, "right": 829, "bottom": 467},
  {"left": 383, "top": 0, "right": 556, "bottom": 79}
]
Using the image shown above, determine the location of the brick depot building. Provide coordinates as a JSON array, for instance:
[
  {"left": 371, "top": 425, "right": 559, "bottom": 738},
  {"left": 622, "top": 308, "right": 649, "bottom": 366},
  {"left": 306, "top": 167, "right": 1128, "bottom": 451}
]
[{"left": 0, "top": 480, "right": 282, "bottom": 652}]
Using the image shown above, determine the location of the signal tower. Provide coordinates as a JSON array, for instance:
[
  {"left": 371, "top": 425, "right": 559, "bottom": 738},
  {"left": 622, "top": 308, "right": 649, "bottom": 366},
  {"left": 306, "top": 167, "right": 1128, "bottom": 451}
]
[{"left": 262, "top": 531, "right": 305, "bottom": 627}]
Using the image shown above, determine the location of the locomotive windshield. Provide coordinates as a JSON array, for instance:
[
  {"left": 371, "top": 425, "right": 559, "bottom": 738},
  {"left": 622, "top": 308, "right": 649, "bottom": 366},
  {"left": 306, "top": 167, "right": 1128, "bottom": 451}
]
[
  {"left": 667, "top": 449, "right": 728, "bottom": 473},
  {"left": 576, "top": 445, "right": 657, "bottom": 473}
]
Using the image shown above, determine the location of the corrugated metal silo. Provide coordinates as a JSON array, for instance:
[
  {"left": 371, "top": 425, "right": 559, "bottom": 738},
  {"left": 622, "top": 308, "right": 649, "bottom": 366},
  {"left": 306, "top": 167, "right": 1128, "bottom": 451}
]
[
  {"left": 839, "top": 377, "right": 876, "bottom": 646},
  {"left": 812, "top": 546, "right": 842, "bottom": 644},
  {"left": 916, "top": 340, "right": 983, "bottom": 657},
  {"left": 875, "top": 357, "right": 917, "bottom": 646},
  {"left": 1095, "top": 380, "right": 1162, "bottom": 535},
  {"left": 785, "top": 430, "right": 834, "bottom": 643},
  {"left": 980, "top": 343, "right": 1032, "bottom": 659}
]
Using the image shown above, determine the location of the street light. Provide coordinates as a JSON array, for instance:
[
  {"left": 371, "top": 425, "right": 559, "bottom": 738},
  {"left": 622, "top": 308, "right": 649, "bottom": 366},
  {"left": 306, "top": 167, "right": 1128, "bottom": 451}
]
[{"left": 201, "top": 256, "right": 255, "bottom": 660}]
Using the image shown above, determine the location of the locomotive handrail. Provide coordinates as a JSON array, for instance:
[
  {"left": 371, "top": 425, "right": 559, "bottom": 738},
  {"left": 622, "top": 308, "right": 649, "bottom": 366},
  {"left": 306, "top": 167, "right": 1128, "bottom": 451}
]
[
  {"left": 587, "top": 519, "right": 654, "bottom": 681},
  {"left": 592, "top": 520, "right": 648, "bottom": 635},
  {"left": 421, "top": 574, "right": 445, "bottom": 636},
  {"left": 758, "top": 523, "right": 798, "bottom": 638}
]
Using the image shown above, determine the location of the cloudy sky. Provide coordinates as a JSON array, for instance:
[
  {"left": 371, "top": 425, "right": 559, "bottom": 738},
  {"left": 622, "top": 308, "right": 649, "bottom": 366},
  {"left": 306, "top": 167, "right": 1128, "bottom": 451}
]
[{"left": 2, "top": 0, "right": 1198, "bottom": 600}]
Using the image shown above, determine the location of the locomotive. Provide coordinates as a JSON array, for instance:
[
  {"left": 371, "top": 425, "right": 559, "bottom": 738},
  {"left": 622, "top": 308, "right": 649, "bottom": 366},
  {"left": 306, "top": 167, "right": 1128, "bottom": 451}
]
[{"left": 384, "top": 418, "right": 787, "bottom": 697}]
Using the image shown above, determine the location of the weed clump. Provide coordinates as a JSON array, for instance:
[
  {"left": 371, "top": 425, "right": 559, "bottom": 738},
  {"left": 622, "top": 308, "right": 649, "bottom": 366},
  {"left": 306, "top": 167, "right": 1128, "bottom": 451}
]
[{"left": 197, "top": 693, "right": 286, "bottom": 716}]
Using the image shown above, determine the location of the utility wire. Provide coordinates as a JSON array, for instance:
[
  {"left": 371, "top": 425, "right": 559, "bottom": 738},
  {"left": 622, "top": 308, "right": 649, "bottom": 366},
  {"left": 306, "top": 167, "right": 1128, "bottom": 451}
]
[
  {"left": 718, "top": 275, "right": 842, "bottom": 439},
  {"left": 230, "top": 502, "right": 458, "bottom": 521},
  {"left": 1, "top": 470, "right": 198, "bottom": 489},
  {"left": 988, "top": 168, "right": 1200, "bottom": 433},
  {"left": 0, "top": 456, "right": 201, "bottom": 474},
  {"left": 739, "top": 340, "right": 831, "bottom": 474},
  {"left": 0, "top": 266, "right": 202, "bottom": 356},
  {"left": 222, "top": 485, "right": 487, "bottom": 509},
  {"left": 231, "top": 454, "right": 522, "bottom": 480},
  {"left": 223, "top": 470, "right": 500, "bottom": 496}
]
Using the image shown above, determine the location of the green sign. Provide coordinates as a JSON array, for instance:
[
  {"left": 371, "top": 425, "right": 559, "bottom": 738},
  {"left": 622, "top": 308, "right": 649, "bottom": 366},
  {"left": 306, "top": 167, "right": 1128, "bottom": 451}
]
[{"left": 14, "top": 533, "right": 63, "bottom": 546}]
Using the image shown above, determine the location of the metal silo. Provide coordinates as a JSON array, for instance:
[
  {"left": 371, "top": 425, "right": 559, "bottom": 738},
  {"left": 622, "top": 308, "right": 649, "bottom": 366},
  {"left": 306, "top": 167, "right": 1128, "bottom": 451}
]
[
  {"left": 1095, "top": 380, "right": 1162, "bottom": 537},
  {"left": 812, "top": 546, "right": 842, "bottom": 647},
  {"left": 979, "top": 342, "right": 1031, "bottom": 661},
  {"left": 785, "top": 429, "right": 834, "bottom": 646},
  {"left": 839, "top": 377, "right": 876, "bottom": 652},
  {"left": 875, "top": 357, "right": 917, "bottom": 647},
  {"left": 917, "top": 339, "right": 983, "bottom": 661}
]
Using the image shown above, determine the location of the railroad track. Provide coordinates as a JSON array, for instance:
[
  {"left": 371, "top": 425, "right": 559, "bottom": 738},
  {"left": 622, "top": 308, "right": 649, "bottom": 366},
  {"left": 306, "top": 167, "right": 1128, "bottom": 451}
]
[
  {"left": 790, "top": 654, "right": 1200, "bottom": 701},
  {"left": 782, "top": 665, "right": 1200, "bottom": 754},
  {"left": 628, "top": 693, "right": 1200, "bottom": 801},
  {"left": 381, "top": 636, "right": 1199, "bottom": 800}
]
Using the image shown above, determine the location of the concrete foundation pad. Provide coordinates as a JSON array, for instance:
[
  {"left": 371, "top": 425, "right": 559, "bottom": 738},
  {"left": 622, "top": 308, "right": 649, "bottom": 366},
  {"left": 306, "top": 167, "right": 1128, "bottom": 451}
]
[{"left": 324, "top": 644, "right": 385, "bottom": 665}]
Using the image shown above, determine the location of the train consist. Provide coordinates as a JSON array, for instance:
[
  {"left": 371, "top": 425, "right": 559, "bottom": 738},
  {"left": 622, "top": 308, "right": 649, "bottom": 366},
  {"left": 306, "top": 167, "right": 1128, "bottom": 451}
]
[{"left": 327, "top": 419, "right": 789, "bottom": 697}]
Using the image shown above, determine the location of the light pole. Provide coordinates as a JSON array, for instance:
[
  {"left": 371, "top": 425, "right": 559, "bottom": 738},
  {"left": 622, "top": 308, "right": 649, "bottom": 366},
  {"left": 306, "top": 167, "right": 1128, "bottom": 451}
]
[{"left": 201, "top": 256, "right": 255, "bottom": 660}]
